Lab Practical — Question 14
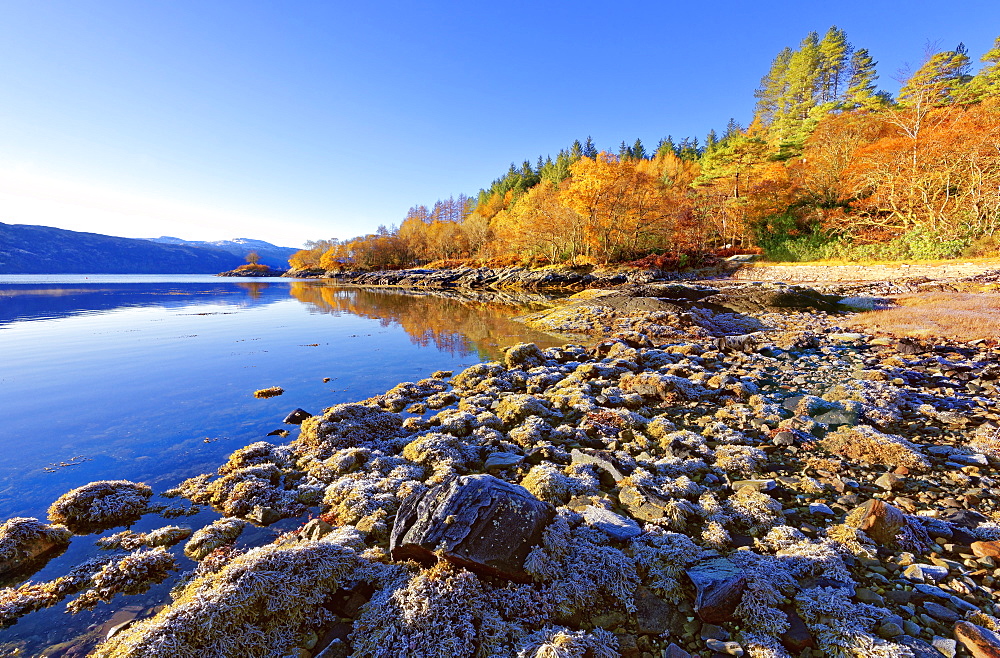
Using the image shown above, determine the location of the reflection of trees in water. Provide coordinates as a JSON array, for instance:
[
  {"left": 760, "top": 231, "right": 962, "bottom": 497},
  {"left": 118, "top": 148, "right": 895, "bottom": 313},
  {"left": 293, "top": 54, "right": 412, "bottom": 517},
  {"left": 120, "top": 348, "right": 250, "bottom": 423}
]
[
  {"left": 288, "top": 283, "right": 562, "bottom": 361},
  {"left": 235, "top": 282, "right": 269, "bottom": 300}
]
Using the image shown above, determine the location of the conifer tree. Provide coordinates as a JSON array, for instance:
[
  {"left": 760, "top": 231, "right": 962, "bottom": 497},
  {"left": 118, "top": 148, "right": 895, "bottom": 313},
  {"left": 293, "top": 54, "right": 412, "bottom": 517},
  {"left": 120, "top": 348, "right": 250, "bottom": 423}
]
[
  {"left": 656, "top": 136, "right": 677, "bottom": 158},
  {"left": 632, "top": 138, "right": 647, "bottom": 160},
  {"left": 844, "top": 48, "right": 880, "bottom": 108},
  {"left": 898, "top": 46, "right": 973, "bottom": 107},
  {"left": 962, "top": 36, "right": 1000, "bottom": 102},
  {"left": 817, "top": 26, "right": 852, "bottom": 103},
  {"left": 752, "top": 47, "right": 793, "bottom": 129},
  {"left": 583, "top": 136, "right": 598, "bottom": 158}
]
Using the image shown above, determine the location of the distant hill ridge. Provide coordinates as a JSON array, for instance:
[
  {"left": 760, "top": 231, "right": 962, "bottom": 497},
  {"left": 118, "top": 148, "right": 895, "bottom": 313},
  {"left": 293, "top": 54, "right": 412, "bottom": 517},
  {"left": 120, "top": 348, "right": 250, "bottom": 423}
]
[
  {"left": 0, "top": 222, "right": 289, "bottom": 274},
  {"left": 147, "top": 236, "right": 297, "bottom": 269}
]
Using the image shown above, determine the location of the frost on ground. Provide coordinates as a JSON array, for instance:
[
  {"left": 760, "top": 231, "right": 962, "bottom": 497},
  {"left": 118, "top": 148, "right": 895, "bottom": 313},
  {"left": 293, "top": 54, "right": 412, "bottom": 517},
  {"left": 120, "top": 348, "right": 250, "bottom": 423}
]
[{"left": 8, "top": 281, "right": 1000, "bottom": 658}]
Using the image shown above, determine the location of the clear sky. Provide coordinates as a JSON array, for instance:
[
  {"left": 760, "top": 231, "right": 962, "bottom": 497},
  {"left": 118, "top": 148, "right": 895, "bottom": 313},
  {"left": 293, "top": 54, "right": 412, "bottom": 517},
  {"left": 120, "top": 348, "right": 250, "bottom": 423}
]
[{"left": 1, "top": 1, "right": 998, "bottom": 249}]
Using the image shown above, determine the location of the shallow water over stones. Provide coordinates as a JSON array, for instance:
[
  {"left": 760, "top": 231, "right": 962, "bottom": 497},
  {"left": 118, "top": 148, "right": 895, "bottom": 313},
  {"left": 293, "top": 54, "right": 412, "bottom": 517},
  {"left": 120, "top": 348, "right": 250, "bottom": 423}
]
[{"left": 0, "top": 276, "right": 563, "bottom": 654}]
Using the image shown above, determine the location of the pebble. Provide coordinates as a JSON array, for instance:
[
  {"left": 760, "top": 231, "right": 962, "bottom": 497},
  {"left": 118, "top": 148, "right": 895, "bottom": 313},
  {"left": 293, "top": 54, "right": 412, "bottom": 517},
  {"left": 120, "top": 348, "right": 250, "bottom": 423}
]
[
  {"left": 932, "top": 636, "right": 957, "bottom": 658},
  {"left": 704, "top": 639, "right": 743, "bottom": 656},
  {"left": 904, "top": 564, "right": 949, "bottom": 583},
  {"left": 922, "top": 601, "right": 961, "bottom": 624}
]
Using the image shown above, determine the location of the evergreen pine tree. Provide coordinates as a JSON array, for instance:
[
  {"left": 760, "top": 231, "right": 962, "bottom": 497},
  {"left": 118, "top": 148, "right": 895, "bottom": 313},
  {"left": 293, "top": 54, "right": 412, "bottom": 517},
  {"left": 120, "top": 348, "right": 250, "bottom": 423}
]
[
  {"left": 583, "top": 136, "right": 598, "bottom": 158},
  {"left": 817, "top": 26, "right": 852, "bottom": 103},
  {"left": 632, "top": 138, "right": 647, "bottom": 160},
  {"left": 844, "top": 48, "right": 880, "bottom": 108},
  {"left": 963, "top": 35, "right": 1000, "bottom": 102},
  {"left": 655, "top": 136, "right": 677, "bottom": 158},
  {"left": 704, "top": 129, "right": 718, "bottom": 152},
  {"left": 899, "top": 46, "right": 973, "bottom": 107},
  {"left": 752, "top": 47, "right": 793, "bottom": 129}
]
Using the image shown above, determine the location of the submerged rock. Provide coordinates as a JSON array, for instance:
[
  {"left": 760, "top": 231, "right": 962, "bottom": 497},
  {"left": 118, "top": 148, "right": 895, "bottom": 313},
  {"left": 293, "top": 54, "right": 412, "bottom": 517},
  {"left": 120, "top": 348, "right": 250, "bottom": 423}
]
[
  {"left": 47, "top": 480, "right": 153, "bottom": 534},
  {"left": 390, "top": 474, "right": 554, "bottom": 582}
]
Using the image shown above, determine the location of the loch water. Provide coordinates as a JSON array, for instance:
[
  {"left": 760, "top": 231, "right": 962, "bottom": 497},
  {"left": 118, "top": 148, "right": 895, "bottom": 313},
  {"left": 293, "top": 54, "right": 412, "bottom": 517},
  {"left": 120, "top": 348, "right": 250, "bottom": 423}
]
[{"left": 0, "top": 275, "right": 564, "bottom": 654}]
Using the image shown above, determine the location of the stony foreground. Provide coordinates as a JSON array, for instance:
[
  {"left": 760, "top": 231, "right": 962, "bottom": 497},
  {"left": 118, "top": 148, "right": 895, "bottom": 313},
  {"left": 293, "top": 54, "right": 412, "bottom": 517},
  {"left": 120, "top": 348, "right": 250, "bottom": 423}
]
[{"left": 3, "top": 281, "right": 1000, "bottom": 658}]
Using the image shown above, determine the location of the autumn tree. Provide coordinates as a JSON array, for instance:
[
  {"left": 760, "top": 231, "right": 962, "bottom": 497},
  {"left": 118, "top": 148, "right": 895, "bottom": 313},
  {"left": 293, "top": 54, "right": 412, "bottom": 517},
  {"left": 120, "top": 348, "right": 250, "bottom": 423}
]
[{"left": 561, "top": 153, "right": 675, "bottom": 262}]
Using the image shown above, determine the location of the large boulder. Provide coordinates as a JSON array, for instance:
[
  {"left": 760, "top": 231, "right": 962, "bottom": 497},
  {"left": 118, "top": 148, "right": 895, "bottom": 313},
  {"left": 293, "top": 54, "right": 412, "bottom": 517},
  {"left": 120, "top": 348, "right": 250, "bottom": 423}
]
[{"left": 390, "top": 474, "right": 554, "bottom": 582}]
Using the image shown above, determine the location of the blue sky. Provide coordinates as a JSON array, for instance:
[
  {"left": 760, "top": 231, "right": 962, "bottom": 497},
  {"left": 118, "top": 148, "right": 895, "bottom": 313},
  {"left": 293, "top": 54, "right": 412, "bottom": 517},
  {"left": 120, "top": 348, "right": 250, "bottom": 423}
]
[{"left": 1, "top": 1, "right": 998, "bottom": 248}]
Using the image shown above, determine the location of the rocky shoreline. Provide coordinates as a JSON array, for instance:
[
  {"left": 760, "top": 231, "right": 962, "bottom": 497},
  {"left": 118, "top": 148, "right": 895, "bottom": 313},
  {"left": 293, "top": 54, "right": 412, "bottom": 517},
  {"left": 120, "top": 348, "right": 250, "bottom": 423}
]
[
  {"left": 284, "top": 259, "right": 1000, "bottom": 293},
  {"left": 285, "top": 263, "right": 738, "bottom": 291},
  {"left": 3, "top": 277, "right": 1000, "bottom": 657}
]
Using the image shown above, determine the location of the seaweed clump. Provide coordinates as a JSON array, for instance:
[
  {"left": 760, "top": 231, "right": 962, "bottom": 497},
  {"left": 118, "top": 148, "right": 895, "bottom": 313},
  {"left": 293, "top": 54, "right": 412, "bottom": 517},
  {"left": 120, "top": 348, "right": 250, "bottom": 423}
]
[
  {"left": 47, "top": 480, "right": 153, "bottom": 534},
  {"left": 253, "top": 386, "right": 284, "bottom": 399},
  {"left": 92, "top": 536, "right": 361, "bottom": 658},
  {"left": 0, "top": 517, "right": 72, "bottom": 577},
  {"left": 66, "top": 548, "right": 177, "bottom": 613},
  {"left": 183, "top": 517, "right": 246, "bottom": 560}
]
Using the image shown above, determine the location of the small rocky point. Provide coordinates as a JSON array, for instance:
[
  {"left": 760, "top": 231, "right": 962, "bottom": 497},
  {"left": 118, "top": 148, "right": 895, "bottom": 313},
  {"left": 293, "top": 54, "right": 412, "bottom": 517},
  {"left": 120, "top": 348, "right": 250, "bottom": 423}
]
[{"left": 5, "top": 277, "right": 1000, "bottom": 658}]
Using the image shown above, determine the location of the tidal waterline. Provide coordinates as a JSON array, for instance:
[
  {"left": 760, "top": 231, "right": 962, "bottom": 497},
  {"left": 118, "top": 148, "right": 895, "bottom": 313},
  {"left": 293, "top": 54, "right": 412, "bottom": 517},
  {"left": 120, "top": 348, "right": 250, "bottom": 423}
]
[
  {"left": 0, "top": 275, "right": 567, "bottom": 653},
  {"left": 0, "top": 276, "right": 562, "bottom": 520}
]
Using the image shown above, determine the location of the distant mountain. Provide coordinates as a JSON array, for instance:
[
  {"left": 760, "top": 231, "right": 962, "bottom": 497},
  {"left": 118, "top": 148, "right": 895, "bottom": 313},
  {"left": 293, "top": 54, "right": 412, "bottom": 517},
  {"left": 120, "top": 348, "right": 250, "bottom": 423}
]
[
  {"left": 148, "top": 236, "right": 298, "bottom": 269},
  {"left": 0, "top": 222, "right": 247, "bottom": 274}
]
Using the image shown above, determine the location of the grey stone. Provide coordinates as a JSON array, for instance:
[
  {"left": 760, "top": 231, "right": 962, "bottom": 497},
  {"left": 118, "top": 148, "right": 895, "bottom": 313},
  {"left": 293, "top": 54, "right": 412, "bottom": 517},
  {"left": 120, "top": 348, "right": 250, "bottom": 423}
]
[
  {"left": 809, "top": 503, "right": 835, "bottom": 516},
  {"left": 913, "top": 583, "right": 951, "bottom": 599},
  {"left": 951, "top": 453, "right": 988, "bottom": 466},
  {"left": 814, "top": 408, "right": 861, "bottom": 427},
  {"left": 955, "top": 621, "right": 1000, "bottom": 658},
  {"left": 932, "top": 636, "right": 957, "bottom": 658},
  {"left": 875, "top": 473, "right": 904, "bottom": 491},
  {"left": 484, "top": 452, "right": 524, "bottom": 471},
  {"left": 855, "top": 588, "right": 884, "bottom": 605},
  {"left": 582, "top": 506, "right": 642, "bottom": 541},
  {"left": 700, "top": 623, "right": 729, "bottom": 641},
  {"left": 896, "top": 635, "right": 945, "bottom": 658},
  {"left": 705, "top": 638, "right": 744, "bottom": 656},
  {"left": 922, "top": 601, "right": 960, "bottom": 624},
  {"left": 780, "top": 607, "right": 814, "bottom": 653},
  {"left": 390, "top": 474, "right": 554, "bottom": 582},
  {"left": 876, "top": 622, "right": 904, "bottom": 639},
  {"left": 570, "top": 448, "right": 633, "bottom": 485},
  {"left": 283, "top": 408, "right": 313, "bottom": 424},
  {"left": 772, "top": 431, "right": 796, "bottom": 446},
  {"left": 634, "top": 586, "right": 679, "bottom": 635},
  {"left": 686, "top": 557, "right": 746, "bottom": 623},
  {"left": 904, "top": 563, "right": 949, "bottom": 583},
  {"left": 731, "top": 479, "right": 776, "bottom": 492},
  {"left": 663, "top": 643, "right": 693, "bottom": 658}
]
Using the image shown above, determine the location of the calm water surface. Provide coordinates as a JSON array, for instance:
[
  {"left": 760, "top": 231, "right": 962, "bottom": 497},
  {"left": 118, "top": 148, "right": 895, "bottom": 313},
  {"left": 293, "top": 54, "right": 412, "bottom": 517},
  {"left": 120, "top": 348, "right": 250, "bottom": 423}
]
[{"left": 0, "top": 275, "right": 564, "bottom": 654}]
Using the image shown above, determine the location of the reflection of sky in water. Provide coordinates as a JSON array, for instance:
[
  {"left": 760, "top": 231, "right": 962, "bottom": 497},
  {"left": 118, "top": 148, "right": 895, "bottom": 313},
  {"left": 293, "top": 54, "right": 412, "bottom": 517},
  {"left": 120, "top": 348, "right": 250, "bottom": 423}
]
[
  {"left": 0, "top": 276, "right": 558, "bottom": 519},
  {"left": 0, "top": 276, "right": 562, "bottom": 651}
]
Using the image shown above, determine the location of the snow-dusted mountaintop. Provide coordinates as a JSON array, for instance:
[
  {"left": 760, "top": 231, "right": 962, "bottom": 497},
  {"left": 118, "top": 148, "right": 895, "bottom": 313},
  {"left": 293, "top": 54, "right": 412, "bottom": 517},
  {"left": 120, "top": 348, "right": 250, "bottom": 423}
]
[{"left": 147, "top": 237, "right": 298, "bottom": 269}]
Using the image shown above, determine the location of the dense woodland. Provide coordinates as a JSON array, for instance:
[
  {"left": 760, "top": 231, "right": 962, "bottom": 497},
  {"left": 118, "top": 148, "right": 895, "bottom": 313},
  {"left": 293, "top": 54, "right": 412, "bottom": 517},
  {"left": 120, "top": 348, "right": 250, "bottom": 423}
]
[{"left": 291, "top": 29, "right": 1000, "bottom": 271}]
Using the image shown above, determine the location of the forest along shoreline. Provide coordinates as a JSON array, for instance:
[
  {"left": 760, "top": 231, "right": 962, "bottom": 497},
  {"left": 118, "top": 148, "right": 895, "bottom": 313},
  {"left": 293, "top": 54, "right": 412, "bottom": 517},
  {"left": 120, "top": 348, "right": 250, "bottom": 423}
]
[
  {"left": 4, "top": 268, "right": 1000, "bottom": 657},
  {"left": 283, "top": 256, "right": 1000, "bottom": 292}
]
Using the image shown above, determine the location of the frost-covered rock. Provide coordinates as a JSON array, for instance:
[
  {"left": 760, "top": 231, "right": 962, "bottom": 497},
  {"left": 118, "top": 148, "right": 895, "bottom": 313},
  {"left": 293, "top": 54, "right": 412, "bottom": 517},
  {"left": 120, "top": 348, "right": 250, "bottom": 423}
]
[
  {"left": 0, "top": 517, "right": 72, "bottom": 576},
  {"left": 47, "top": 480, "right": 153, "bottom": 533}
]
